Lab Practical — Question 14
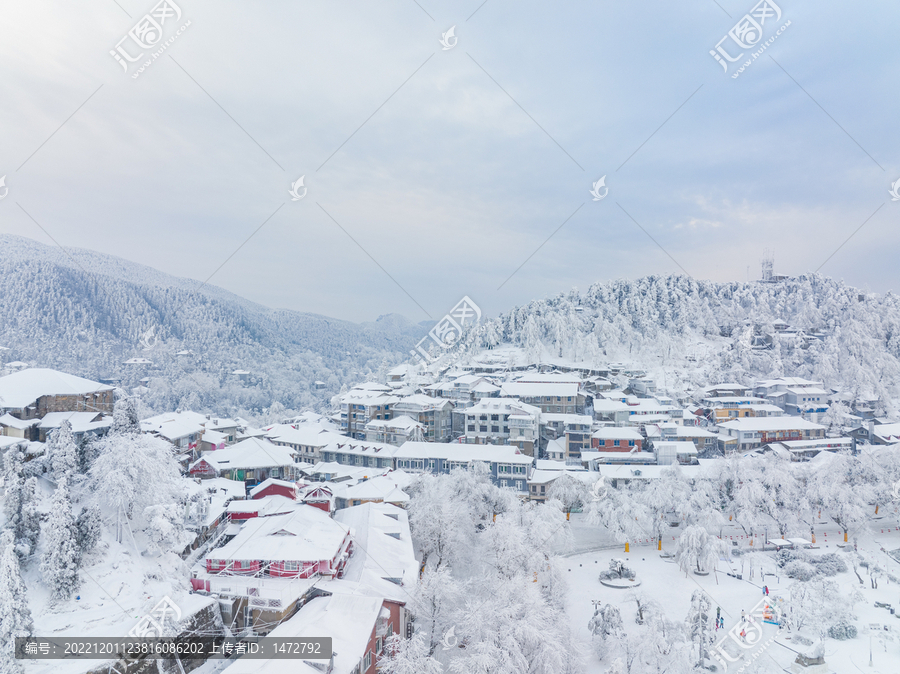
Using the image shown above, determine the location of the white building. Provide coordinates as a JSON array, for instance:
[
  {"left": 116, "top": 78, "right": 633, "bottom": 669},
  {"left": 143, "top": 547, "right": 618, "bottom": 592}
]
[{"left": 464, "top": 398, "right": 541, "bottom": 456}]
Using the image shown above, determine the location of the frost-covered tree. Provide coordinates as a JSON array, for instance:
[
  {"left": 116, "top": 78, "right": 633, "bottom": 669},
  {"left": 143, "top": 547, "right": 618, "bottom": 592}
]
[
  {"left": 110, "top": 395, "right": 140, "bottom": 435},
  {"left": 3, "top": 449, "right": 25, "bottom": 540},
  {"left": 88, "top": 429, "right": 183, "bottom": 544},
  {"left": 19, "top": 477, "right": 42, "bottom": 557},
  {"left": 0, "top": 529, "right": 33, "bottom": 674},
  {"left": 588, "top": 603, "right": 623, "bottom": 660},
  {"left": 632, "top": 464, "right": 692, "bottom": 550},
  {"left": 48, "top": 420, "right": 78, "bottom": 482},
  {"left": 40, "top": 478, "right": 80, "bottom": 600},
  {"left": 379, "top": 633, "right": 442, "bottom": 674},
  {"left": 685, "top": 590, "right": 714, "bottom": 668},
  {"left": 75, "top": 503, "right": 102, "bottom": 561},
  {"left": 675, "top": 525, "right": 722, "bottom": 576},
  {"left": 789, "top": 578, "right": 855, "bottom": 640},
  {"left": 448, "top": 578, "right": 582, "bottom": 674},
  {"left": 586, "top": 478, "right": 646, "bottom": 548},
  {"left": 546, "top": 473, "right": 591, "bottom": 520}
]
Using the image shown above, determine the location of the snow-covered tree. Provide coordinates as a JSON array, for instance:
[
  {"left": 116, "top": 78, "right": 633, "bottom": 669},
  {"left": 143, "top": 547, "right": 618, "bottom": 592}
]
[
  {"left": 675, "top": 525, "right": 722, "bottom": 576},
  {"left": 3, "top": 449, "right": 25, "bottom": 540},
  {"left": 19, "top": 477, "right": 42, "bottom": 557},
  {"left": 48, "top": 420, "right": 78, "bottom": 482},
  {"left": 0, "top": 529, "right": 33, "bottom": 674},
  {"left": 110, "top": 395, "right": 140, "bottom": 435},
  {"left": 75, "top": 503, "right": 102, "bottom": 560},
  {"left": 379, "top": 633, "right": 443, "bottom": 674},
  {"left": 685, "top": 590, "right": 714, "bottom": 668},
  {"left": 88, "top": 430, "right": 183, "bottom": 544},
  {"left": 546, "top": 474, "right": 591, "bottom": 520},
  {"left": 789, "top": 578, "right": 855, "bottom": 639},
  {"left": 632, "top": 464, "right": 692, "bottom": 550},
  {"left": 588, "top": 603, "right": 623, "bottom": 659},
  {"left": 40, "top": 478, "right": 80, "bottom": 600},
  {"left": 586, "top": 478, "right": 646, "bottom": 548}
]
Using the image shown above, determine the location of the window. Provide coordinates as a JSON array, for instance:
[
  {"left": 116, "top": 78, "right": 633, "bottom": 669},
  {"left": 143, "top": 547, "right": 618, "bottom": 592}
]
[
  {"left": 491, "top": 425, "right": 500, "bottom": 433},
  {"left": 614, "top": 440, "right": 620, "bottom": 447},
  {"left": 491, "top": 414, "right": 499, "bottom": 421},
  {"left": 503, "top": 426, "right": 508, "bottom": 434},
  {"left": 500, "top": 479, "right": 508, "bottom": 488},
  {"left": 376, "top": 637, "right": 383, "bottom": 654},
  {"left": 284, "top": 561, "right": 299, "bottom": 571},
  {"left": 540, "top": 485, "right": 545, "bottom": 493},
  {"left": 480, "top": 426, "right": 488, "bottom": 433},
  {"left": 516, "top": 480, "right": 523, "bottom": 490},
  {"left": 628, "top": 440, "right": 635, "bottom": 447},
  {"left": 364, "top": 651, "right": 372, "bottom": 670}
]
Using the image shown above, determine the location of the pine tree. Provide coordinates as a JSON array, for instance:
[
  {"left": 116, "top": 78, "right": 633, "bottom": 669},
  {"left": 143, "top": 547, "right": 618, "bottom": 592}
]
[
  {"left": 75, "top": 504, "right": 102, "bottom": 561},
  {"left": 40, "top": 479, "right": 80, "bottom": 601},
  {"left": 19, "top": 478, "right": 41, "bottom": 557},
  {"left": 686, "top": 590, "right": 713, "bottom": 667},
  {"left": 3, "top": 450, "right": 27, "bottom": 555},
  {"left": 110, "top": 395, "right": 140, "bottom": 436},
  {"left": 49, "top": 420, "right": 78, "bottom": 482},
  {"left": 0, "top": 529, "right": 33, "bottom": 674}
]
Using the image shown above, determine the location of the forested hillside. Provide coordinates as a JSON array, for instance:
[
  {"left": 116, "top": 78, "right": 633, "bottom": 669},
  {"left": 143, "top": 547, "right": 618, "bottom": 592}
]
[
  {"left": 469, "top": 275, "right": 900, "bottom": 413},
  {"left": 0, "top": 235, "right": 421, "bottom": 417}
]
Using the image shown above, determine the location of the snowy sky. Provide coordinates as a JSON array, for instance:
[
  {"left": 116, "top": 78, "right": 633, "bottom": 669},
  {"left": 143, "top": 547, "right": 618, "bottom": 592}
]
[{"left": 1, "top": 0, "right": 899, "bottom": 323}]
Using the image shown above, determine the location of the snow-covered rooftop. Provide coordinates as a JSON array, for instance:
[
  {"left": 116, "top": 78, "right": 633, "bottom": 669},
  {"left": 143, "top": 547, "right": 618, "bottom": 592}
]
[
  {"left": 209, "top": 506, "right": 349, "bottom": 564},
  {"left": 0, "top": 368, "right": 113, "bottom": 409},
  {"left": 191, "top": 437, "right": 296, "bottom": 471}
]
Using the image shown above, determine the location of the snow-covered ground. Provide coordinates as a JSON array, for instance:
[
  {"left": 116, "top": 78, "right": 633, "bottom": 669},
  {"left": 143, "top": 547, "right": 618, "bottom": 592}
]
[{"left": 562, "top": 512, "right": 900, "bottom": 673}]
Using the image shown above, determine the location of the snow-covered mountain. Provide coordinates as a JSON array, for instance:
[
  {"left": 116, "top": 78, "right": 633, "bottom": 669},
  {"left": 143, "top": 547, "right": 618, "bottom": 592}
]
[
  {"left": 0, "top": 234, "right": 423, "bottom": 417},
  {"left": 467, "top": 275, "right": 900, "bottom": 412}
]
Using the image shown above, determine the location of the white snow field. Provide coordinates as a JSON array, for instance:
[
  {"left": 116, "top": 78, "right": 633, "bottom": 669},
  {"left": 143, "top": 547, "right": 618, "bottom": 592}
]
[{"left": 562, "top": 511, "right": 900, "bottom": 673}]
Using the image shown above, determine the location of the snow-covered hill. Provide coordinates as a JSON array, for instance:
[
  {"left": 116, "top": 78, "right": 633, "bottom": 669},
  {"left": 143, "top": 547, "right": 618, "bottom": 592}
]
[
  {"left": 0, "top": 235, "right": 423, "bottom": 417},
  {"left": 466, "top": 275, "right": 900, "bottom": 412}
]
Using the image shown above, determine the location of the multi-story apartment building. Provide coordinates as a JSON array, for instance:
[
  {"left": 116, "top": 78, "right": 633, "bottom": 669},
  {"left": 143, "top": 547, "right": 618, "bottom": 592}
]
[
  {"left": 391, "top": 394, "right": 453, "bottom": 442},
  {"left": 339, "top": 383, "right": 399, "bottom": 440},
  {"left": 464, "top": 398, "right": 541, "bottom": 456},
  {"left": 541, "top": 413, "right": 592, "bottom": 459},
  {"left": 499, "top": 381, "right": 586, "bottom": 414},
  {"left": 394, "top": 442, "right": 534, "bottom": 494},
  {"left": 716, "top": 417, "right": 826, "bottom": 451},
  {"left": 364, "top": 415, "right": 425, "bottom": 446}
]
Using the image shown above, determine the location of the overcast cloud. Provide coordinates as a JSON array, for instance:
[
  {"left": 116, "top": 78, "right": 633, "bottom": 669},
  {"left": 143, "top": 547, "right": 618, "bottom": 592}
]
[{"left": 1, "top": 0, "right": 898, "bottom": 322}]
